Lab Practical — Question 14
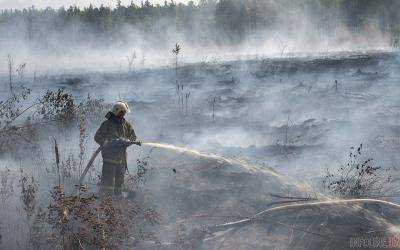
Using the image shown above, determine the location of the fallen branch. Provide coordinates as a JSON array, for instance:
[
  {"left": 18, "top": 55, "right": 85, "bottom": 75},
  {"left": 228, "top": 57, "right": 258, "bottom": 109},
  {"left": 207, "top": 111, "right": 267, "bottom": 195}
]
[
  {"left": 208, "top": 199, "right": 400, "bottom": 234},
  {"left": 270, "top": 194, "right": 316, "bottom": 200}
]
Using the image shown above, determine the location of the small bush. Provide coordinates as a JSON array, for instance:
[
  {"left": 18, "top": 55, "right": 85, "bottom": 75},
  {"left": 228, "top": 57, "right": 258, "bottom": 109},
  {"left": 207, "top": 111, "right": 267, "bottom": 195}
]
[
  {"left": 323, "top": 144, "right": 391, "bottom": 198},
  {"left": 47, "top": 186, "right": 160, "bottom": 249},
  {"left": 0, "top": 167, "right": 15, "bottom": 203}
]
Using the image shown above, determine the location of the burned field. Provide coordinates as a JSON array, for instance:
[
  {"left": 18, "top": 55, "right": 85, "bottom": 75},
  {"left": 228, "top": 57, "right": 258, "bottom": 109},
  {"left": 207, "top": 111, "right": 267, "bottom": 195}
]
[{"left": 1, "top": 51, "right": 400, "bottom": 249}]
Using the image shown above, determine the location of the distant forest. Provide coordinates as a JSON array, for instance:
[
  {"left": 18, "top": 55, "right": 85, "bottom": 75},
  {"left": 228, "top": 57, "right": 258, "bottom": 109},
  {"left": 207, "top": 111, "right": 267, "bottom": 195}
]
[{"left": 0, "top": 0, "right": 399, "bottom": 49}]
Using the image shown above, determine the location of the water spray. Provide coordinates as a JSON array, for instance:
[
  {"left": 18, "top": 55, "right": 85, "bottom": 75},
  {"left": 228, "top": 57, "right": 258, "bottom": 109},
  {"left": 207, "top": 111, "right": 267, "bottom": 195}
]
[
  {"left": 76, "top": 141, "right": 283, "bottom": 194},
  {"left": 77, "top": 141, "right": 217, "bottom": 191}
]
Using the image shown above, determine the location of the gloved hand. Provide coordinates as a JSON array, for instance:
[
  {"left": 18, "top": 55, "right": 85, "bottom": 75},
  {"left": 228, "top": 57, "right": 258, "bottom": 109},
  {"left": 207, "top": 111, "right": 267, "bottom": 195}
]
[
  {"left": 108, "top": 138, "right": 133, "bottom": 148},
  {"left": 119, "top": 138, "right": 135, "bottom": 147}
]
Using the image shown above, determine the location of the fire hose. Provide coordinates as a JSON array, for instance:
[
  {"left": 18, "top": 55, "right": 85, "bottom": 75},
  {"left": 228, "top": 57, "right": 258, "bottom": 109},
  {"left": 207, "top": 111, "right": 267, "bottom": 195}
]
[
  {"left": 76, "top": 140, "right": 201, "bottom": 194},
  {"left": 76, "top": 139, "right": 142, "bottom": 194}
]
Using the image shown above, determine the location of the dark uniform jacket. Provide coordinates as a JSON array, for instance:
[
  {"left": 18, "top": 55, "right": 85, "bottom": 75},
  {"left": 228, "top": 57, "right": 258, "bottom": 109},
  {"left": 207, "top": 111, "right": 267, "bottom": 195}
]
[{"left": 94, "top": 112, "right": 136, "bottom": 165}]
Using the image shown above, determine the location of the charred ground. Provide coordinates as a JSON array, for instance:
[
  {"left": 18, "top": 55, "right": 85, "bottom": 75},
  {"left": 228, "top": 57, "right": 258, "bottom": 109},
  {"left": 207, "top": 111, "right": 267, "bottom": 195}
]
[{"left": 1, "top": 51, "right": 400, "bottom": 249}]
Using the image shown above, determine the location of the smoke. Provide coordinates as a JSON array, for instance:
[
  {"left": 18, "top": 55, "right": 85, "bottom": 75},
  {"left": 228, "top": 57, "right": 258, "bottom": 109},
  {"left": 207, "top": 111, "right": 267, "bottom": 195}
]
[
  {"left": 0, "top": 0, "right": 395, "bottom": 75},
  {"left": 1, "top": 1, "right": 400, "bottom": 248}
]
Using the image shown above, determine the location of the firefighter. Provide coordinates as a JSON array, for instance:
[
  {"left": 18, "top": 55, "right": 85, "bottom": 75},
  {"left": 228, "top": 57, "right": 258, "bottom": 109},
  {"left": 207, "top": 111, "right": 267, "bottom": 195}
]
[{"left": 94, "top": 101, "right": 140, "bottom": 196}]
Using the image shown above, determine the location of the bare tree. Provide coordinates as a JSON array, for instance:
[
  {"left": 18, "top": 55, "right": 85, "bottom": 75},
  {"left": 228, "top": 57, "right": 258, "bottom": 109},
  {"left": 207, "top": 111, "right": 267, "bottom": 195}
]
[
  {"left": 7, "top": 55, "right": 14, "bottom": 95},
  {"left": 172, "top": 43, "right": 182, "bottom": 113},
  {"left": 127, "top": 50, "right": 136, "bottom": 72},
  {"left": 212, "top": 97, "right": 216, "bottom": 123},
  {"left": 16, "top": 63, "right": 26, "bottom": 81}
]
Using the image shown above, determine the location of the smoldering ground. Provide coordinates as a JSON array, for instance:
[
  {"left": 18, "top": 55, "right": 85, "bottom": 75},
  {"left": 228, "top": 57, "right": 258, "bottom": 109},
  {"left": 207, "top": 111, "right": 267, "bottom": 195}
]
[
  {"left": 1, "top": 49, "right": 400, "bottom": 249},
  {"left": 1, "top": 1, "right": 400, "bottom": 249}
]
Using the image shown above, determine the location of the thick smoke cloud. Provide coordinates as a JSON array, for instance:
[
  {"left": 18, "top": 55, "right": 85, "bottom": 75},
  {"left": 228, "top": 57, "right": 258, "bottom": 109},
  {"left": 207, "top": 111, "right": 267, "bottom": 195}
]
[
  {"left": 0, "top": 1, "right": 400, "bottom": 249},
  {"left": 0, "top": 0, "right": 398, "bottom": 74}
]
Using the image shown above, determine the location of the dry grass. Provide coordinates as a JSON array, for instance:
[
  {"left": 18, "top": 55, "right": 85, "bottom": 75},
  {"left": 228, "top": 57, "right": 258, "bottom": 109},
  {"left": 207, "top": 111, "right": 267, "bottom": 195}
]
[
  {"left": 323, "top": 144, "right": 394, "bottom": 198},
  {"left": 0, "top": 167, "right": 14, "bottom": 203},
  {"left": 0, "top": 84, "right": 163, "bottom": 248},
  {"left": 47, "top": 185, "right": 161, "bottom": 249}
]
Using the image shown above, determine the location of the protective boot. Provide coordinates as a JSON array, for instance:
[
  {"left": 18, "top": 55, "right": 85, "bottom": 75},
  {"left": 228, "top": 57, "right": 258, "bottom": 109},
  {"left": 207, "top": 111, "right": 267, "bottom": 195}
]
[
  {"left": 114, "top": 164, "right": 126, "bottom": 197},
  {"left": 100, "top": 162, "right": 116, "bottom": 197}
]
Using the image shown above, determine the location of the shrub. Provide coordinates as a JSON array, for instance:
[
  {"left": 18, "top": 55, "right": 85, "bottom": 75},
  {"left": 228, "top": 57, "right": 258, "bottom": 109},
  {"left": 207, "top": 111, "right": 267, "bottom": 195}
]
[
  {"left": 323, "top": 144, "right": 391, "bottom": 198},
  {"left": 48, "top": 186, "right": 160, "bottom": 249}
]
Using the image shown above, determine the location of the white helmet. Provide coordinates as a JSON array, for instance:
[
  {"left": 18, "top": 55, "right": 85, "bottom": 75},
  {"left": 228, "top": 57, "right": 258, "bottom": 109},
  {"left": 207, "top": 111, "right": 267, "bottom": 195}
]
[{"left": 112, "top": 101, "right": 131, "bottom": 116}]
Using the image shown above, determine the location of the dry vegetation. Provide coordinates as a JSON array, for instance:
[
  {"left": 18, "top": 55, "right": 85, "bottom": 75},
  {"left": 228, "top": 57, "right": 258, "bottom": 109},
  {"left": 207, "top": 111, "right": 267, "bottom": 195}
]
[
  {"left": 2, "top": 50, "right": 400, "bottom": 249},
  {"left": 1, "top": 85, "right": 397, "bottom": 249},
  {"left": 323, "top": 144, "right": 396, "bottom": 198},
  {"left": 0, "top": 83, "right": 163, "bottom": 249}
]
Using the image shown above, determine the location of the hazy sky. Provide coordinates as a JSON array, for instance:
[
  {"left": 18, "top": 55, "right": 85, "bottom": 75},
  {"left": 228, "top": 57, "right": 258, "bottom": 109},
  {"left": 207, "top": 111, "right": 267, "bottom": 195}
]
[{"left": 0, "top": 0, "right": 191, "bottom": 10}]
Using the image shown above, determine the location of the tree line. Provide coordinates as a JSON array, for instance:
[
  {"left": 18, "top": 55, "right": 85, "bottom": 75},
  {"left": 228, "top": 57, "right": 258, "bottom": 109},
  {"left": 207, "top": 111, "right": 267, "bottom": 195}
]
[{"left": 0, "top": 0, "right": 399, "bottom": 49}]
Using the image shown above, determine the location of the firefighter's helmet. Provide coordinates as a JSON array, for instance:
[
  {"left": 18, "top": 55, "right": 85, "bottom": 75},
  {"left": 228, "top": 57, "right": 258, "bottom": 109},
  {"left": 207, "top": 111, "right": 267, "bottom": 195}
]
[{"left": 112, "top": 101, "right": 131, "bottom": 116}]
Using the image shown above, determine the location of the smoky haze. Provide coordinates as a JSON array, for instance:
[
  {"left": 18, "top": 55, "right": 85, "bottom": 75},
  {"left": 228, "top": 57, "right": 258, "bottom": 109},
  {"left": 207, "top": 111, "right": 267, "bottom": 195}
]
[
  {"left": 0, "top": 0, "right": 398, "bottom": 74},
  {"left": 0, "top": 1, "right": 400, "bottom": 249}
]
